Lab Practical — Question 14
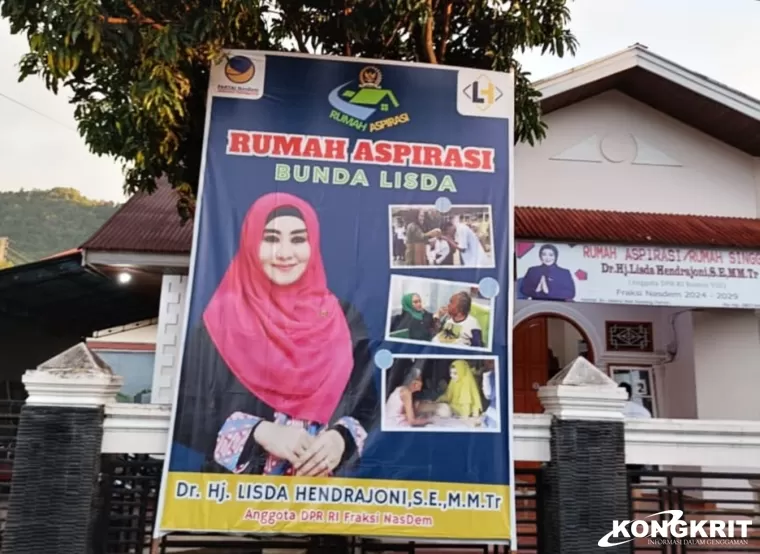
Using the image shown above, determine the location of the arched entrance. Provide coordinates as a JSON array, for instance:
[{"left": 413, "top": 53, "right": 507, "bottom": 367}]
[{"left": 513, "top": 313, "right": 595, "bottom": 414}]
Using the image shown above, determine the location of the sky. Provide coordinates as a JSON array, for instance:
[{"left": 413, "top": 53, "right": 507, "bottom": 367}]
[{"left": 0, "top": 0, "right": 758, "bottom": 203}]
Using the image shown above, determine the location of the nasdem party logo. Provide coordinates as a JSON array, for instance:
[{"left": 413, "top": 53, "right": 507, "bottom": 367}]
[
  {"left": 224, "top": 56, "right": 256, "bottom": 84},
  {"left": 463, "top": 75, "right": 503, "bottom": 111},
  {"left": 328, "top": 66, "right": 410, "bottom": 133}
]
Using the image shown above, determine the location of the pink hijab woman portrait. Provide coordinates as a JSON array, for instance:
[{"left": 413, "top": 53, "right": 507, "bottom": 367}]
[{"left": 174, "top": 192, "right": 377, "bottom": 477}]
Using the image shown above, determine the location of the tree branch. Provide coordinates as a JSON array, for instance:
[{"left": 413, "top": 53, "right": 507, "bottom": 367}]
[
  {"left": 125, "top": 0, "right": 163, "bottom": 29},
  {"left": 292, "top": 24, "right": 308, "bottom": 53},
  {"left": 344, "top": 3, "right": 352, "bottom": 56},
  {"left": 421, "top": 0, "right": 437, "bottom": 63},
  {"left": 437, "top": 0, "right": 452, "bottom": 61},
  {"left": 100, "top": 0, "right": 164, "bottom": 29},
  {"left": 280, "top": 4, "right": 308, "bottom": 53},
  {"left": 102, "top": 16, "right": 130, "bottom": 25},
  {"left": 383, "top": 14, "right": 410, "bottom": 48},
  {"left": 125, "top": 1, "right": 147, "bottom": 20}
]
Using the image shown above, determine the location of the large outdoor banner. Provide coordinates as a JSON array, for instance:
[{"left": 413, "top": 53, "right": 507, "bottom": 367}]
[
  {"left": 516, "top": 240, "right": 760, "bottom": 309},
  {"left": 155, "top": 51, "right": 515, "bottom": 543}
]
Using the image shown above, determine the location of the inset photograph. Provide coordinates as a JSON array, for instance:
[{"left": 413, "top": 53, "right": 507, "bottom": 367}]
[
  {"left": 389, "top": 204, "right": 494, "bottom": 268},
  {"left": 516, "top": 242, "right": 577, "bottom": 302},
  {"left": 381, "top": 355, "right": 501, "bottom": 432},
  {"left": 385, "top": 275, "right": 495, "bottom": 352}
]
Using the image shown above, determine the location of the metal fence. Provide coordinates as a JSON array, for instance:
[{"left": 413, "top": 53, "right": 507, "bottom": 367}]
[
  {"left": 94, "top": 454, "right": 163, "bottom": 554},
  {"left": 629, "top": 468, "right": 760, "bottom": 553},
  {"left": 6, "top": 449, "right": 760, "bottom": 553},
  {"left": 94, "top": 455, "right": 544, "bottom": 554},
  {"left": 0, "top": 400, "right": 23, "bottom": 546},
  {"left": 513, "top": 467, "right": 543, "bottom": 553}
]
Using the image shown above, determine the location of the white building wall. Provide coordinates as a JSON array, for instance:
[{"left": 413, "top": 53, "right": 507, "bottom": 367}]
[
  {"left": 545, "top": 317, "right": 582, "bottom": 368},
  {"left": 150, "top": 275, "right": 188, "bottom": 404},
  {"left": 512, "top": 299, "right": 760, "bottom": 426},
  {"left": 515, "top": 90, "right": 759, "bottom": 217},
  {"left": 690, "top": 310, "right": 760, "bottom": 506},
  {"left": 659, "top": 311, "right": 698, "bottom": 420},
  {"left": 693, "top": 310, "right": 760, "bottom": 421},
  {"left": 514, "top": 299, "right": 696, "bottom": 419}
]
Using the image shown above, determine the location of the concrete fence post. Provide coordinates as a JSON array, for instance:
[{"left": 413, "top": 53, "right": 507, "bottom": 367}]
[
  {"left": 537, "top": 356, "right": 631, "bottom": 554},
  {"left": 1, "top": 343, "right": 122, "bottom": 554}
]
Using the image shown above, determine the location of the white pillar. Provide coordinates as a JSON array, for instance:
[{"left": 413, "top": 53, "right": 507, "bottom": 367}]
[
  {"left": 150, "top": 275, "right": 188, "bottom": 404},
  {"left": 4, "top": 343, "right": 122, "bottom": 554},
  {"left": 692, "top": 310, "right": 760, "bottom": 421},
  {"left": 691, "top": 310, "right": 760, "bottom": 510},
  {"left": 535, "top": 357, "right": 629, "bottom": 554},
  {"left": 538, "top": 356, "right": 627, "bottom": 421},
  {"left": 23, "top": 342, "right": 123, "bottom": 407}
]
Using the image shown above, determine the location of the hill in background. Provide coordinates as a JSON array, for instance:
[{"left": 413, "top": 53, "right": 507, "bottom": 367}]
[{"left": 0, "top": 187, "right": 119, "bottom": 263}]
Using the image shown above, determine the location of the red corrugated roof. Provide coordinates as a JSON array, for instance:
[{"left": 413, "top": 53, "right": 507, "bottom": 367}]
[
  {"left": 516, "top": 207, "right": 760, "bottom": 249},
  {"left": 80, "top": 188, "right": 760, "bottom": 254},
  {"left": 81, "top": 184, "right": 193, "bottom": 253}
]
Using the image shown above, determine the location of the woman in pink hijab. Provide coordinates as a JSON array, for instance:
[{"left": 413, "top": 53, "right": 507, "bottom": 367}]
[{"left": 174, "top": 192, "right": 376, "bottom": 477}]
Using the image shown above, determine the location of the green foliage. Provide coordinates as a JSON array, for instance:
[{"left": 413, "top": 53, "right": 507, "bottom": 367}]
[
  {"left": 1, "top": 0, "right": 577, "bottom": 216},
  {"left": 0, "top": 188, "right": 119, "bottom": 261}
]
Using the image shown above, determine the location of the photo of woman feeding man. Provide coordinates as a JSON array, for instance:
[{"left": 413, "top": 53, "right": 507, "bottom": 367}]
[
  {"left": 382, "top": 357, "right": 500, "bottom": 432},
  {"left": 386, "top": 275, "right": 494, "bottom": 351},
  {"left": 173, "top": 192, "right": 377, "bottom": 478},
  {"left": 389, "top": 205, "right": 494, "bottom": 268}
]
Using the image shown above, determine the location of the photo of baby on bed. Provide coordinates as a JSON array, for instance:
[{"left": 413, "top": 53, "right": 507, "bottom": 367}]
[
  {"left": 385, "top": 275, "right": 494, "bottom": 352},
  {"left": 382, "top": 356, "right": 501, "bottom": 433}
]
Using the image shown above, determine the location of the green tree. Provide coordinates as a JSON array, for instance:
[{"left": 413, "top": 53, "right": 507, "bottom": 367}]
[
  {"left": 0, "top": 189, "right": 118, "bottom": 261},
  {"left": 1, "top": 0, "right": 577, "bottom": 216}
]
